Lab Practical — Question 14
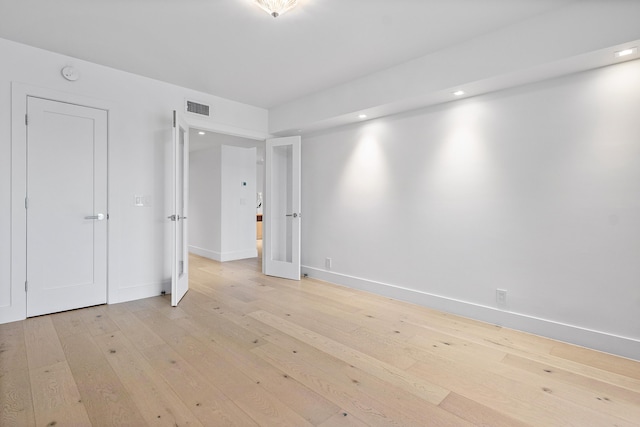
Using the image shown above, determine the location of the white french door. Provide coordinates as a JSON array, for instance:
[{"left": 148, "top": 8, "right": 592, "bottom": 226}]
[
  {"left": 170, "top": 111, "right": 189, "bottom": 306},
  {"left": 264, "top": 136, "right": 301, "bottom": 280},
  {"left": 26, "top": 97, "right": 108, "bottom": 317}
]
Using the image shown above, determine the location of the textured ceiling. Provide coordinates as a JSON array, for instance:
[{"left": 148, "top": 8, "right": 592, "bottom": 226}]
[{"left": 0, "top": 0, "right": 576, "bottom": 108}]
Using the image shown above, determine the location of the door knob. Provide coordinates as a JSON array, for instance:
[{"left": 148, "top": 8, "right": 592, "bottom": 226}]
[{"left": 85, "top": 213, "right": 105, "bottom": 220}]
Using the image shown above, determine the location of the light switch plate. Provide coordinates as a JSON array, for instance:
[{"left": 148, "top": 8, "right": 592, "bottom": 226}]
[{"left": 134, "top": 195, "right": 150, "bottom": 207}]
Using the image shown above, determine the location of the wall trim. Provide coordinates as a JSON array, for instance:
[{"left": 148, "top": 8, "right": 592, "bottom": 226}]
[
  {"left": 184, "top": 115, "right": 268, "bottom": 141},
  {"left": 220, "top": 249, "right": 258, "bottom": 262},
  {"left": 301, "top": 265, "right": 640, "bottom": 361},
  {"left": 189, "top": 245, "right": 222, "bottom": 262},
  {"left": 189, "top": 246, "right": 257, "bottom": 262},
  {"left": 114, "top": 280, "right": 170, "bottom": 304}
]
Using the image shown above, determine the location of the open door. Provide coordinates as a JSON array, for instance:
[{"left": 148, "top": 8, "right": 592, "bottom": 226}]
[
  {"left": 170, "top": 110, "right": 189, "bottom": 305},
  {"left": 264, "top": 136, "right": 301, "bottom": 280}
]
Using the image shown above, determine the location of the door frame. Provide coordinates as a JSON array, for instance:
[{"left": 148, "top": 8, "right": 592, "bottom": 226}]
[
  {"left": 7, "top": 82, "right": 114, "bottom": 324},
  {"left": 179, "top": 115, "right": 268, "bottom": 268}
]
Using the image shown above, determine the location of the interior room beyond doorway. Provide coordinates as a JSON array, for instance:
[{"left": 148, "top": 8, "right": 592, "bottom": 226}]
[{"left": 188, "top": 129, "right": 265, "bottom": 263}]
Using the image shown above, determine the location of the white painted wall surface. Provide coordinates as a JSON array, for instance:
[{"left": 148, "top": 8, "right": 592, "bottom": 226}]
[
  {"left": 221, "top": 146, "right": 257, "bottom": 261},
  {"left": 188, "top": 147, "right": 222, "bottom": 261},
  {"left": 0, "top": 38, "right": 267, "bottom": 322},
  {"left": 301, "top": 59, "right": 640, "bottom": 360}
]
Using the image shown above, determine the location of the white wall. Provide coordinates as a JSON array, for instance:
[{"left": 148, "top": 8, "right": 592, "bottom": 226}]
[
  {"left": 0, "top": 38, "right": 268, "bottom": 322},
  {"left": 301, "top": 59, "right": 640, "bottom": 360},
  {"left": 188, "top": 147, "right": 222, "bottom": 260},
  {"left": 221, "top": 146, "right": 257, "bottom": 260}
]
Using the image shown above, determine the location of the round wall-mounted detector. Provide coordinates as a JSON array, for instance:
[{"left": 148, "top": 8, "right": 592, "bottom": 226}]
[{"left": 61, "top": 66, "right": 79, "bottom": 81}]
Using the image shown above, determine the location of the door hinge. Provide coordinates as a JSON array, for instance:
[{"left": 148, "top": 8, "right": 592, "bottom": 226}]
[
  {"left": 172, "top": 110, "right": 176, "bottom": 128},
  {"left": 25, "top": 281, "right": 28, "bottom": 292},
  {"left": 25, "top": 114, "right": 28, "bottom": 126},
  {"left": 25, "top": 197, "right": 29, "bottom": 209}
]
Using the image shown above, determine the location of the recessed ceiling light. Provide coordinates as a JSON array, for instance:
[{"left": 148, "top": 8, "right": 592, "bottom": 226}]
[
  {"left": 614, "top": 47, "right": 637, "bottom": 58},
  {"left": 198, "top": 131, "right": 205, "bottom": 135},
  {"left": 453, "top": 90, "right": 465, "bottom": 96},
  {"left": 358, "top": 114, "right": 367, "bottom": 119}
]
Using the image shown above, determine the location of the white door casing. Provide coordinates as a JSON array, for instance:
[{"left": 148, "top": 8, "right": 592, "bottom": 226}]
[
  {"left": 170, "top": 110, "right": 189, "bottom": 306},
  {"left": 26, "top": 97, "right": 108, "bottom": 317},
  {"left": 264, "top": 136, "right": 301, "bottom": 280}
]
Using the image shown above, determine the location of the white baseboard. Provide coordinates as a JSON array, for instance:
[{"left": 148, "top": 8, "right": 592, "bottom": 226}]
[
  {"left": 301, "top": 266, "right": 640, "bottom": 361},
  {"left": 220, "top": 249, "right": 258, "bottom": 262},
  {"left": 113, "top": 280, "right": 170, "bottom": 304},
  {"left": 0, "top": 279, "right": 170, "bottom": 324},
  {"left": 189, "top": 246, "right": 257, "bottom": 262},
  {"left": 189, "top": 245, "right": 222, "bottom": 261}
]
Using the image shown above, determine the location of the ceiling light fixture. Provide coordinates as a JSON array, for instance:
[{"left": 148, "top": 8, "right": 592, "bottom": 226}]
[
  {"left": 198, "top": 131, "right": 205, "bottom": 135},
  {"left": 453, "top": 90, "right": 465, "bottom": 96},
  {"left": 358, "top": 114, "right": 367, "bottom": 119},
  {"left": 254, "top": 0, "right": 298, "bottom": 18},
  {"left": 614, "top": 47, "right": 637, "bottom": 58}
]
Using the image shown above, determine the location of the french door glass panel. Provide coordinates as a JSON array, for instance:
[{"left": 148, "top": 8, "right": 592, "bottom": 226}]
[
  {"left": 272, "top": 144, "right": 293, "bottom": 263},
  {"left": 178, "top": 126, "right": 186, "bottom": 277},
  {"left": 264, "top": 136, "right": 300, "bottom": 280}
]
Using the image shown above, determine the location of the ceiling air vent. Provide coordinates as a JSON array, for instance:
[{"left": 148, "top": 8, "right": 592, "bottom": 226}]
[{"left": 186, "top": 100, "right": 210, "bottom": 116}]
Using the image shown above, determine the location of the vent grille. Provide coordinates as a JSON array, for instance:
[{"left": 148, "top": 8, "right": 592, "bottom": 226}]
[{"left": 186, "top": 100, "right": 210, "bottom": 116}]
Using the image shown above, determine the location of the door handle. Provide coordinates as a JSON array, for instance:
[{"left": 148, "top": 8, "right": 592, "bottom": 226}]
[
  {"left": 85, "top": 213, "right": 105, "bottom": 220},
  {"left": 285, "top": 213, "right": 299, "bottom": 218},
  {"left": 167, "top": 214, "right": 177, "bottom": 221}
]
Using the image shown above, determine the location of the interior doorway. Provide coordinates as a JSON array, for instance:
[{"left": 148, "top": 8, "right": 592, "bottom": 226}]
[{"left": 188, "top": 129, "right": 265, "bottom": 262}]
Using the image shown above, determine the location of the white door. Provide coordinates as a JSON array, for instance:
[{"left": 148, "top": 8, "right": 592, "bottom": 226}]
[
  {"left": 170, "top": 111, "right": 189, "bottom": 306},
  {"left": 264, "top": 136, "right": 301, "bottom": 280},
  {"left": 26, "top": 97, "right": 108, "bottom": 317}
]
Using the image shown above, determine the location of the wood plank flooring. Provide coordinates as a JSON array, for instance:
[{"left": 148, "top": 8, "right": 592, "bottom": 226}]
[{"left": 1, "top": 253, "right": 639, "bottom": 426}]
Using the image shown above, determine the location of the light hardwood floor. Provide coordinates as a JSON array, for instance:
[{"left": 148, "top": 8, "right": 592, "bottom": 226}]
[{"left": 1, "top": 253, "right": 639, "bottom": 426}]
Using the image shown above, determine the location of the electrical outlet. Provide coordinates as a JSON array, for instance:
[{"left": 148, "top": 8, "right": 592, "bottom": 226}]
[
  {"left": 496, "top": 289, "right": 507, "bottom": 307},
  {"left": 325, "top": 257, "right": 332, "bottom": 270}
]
